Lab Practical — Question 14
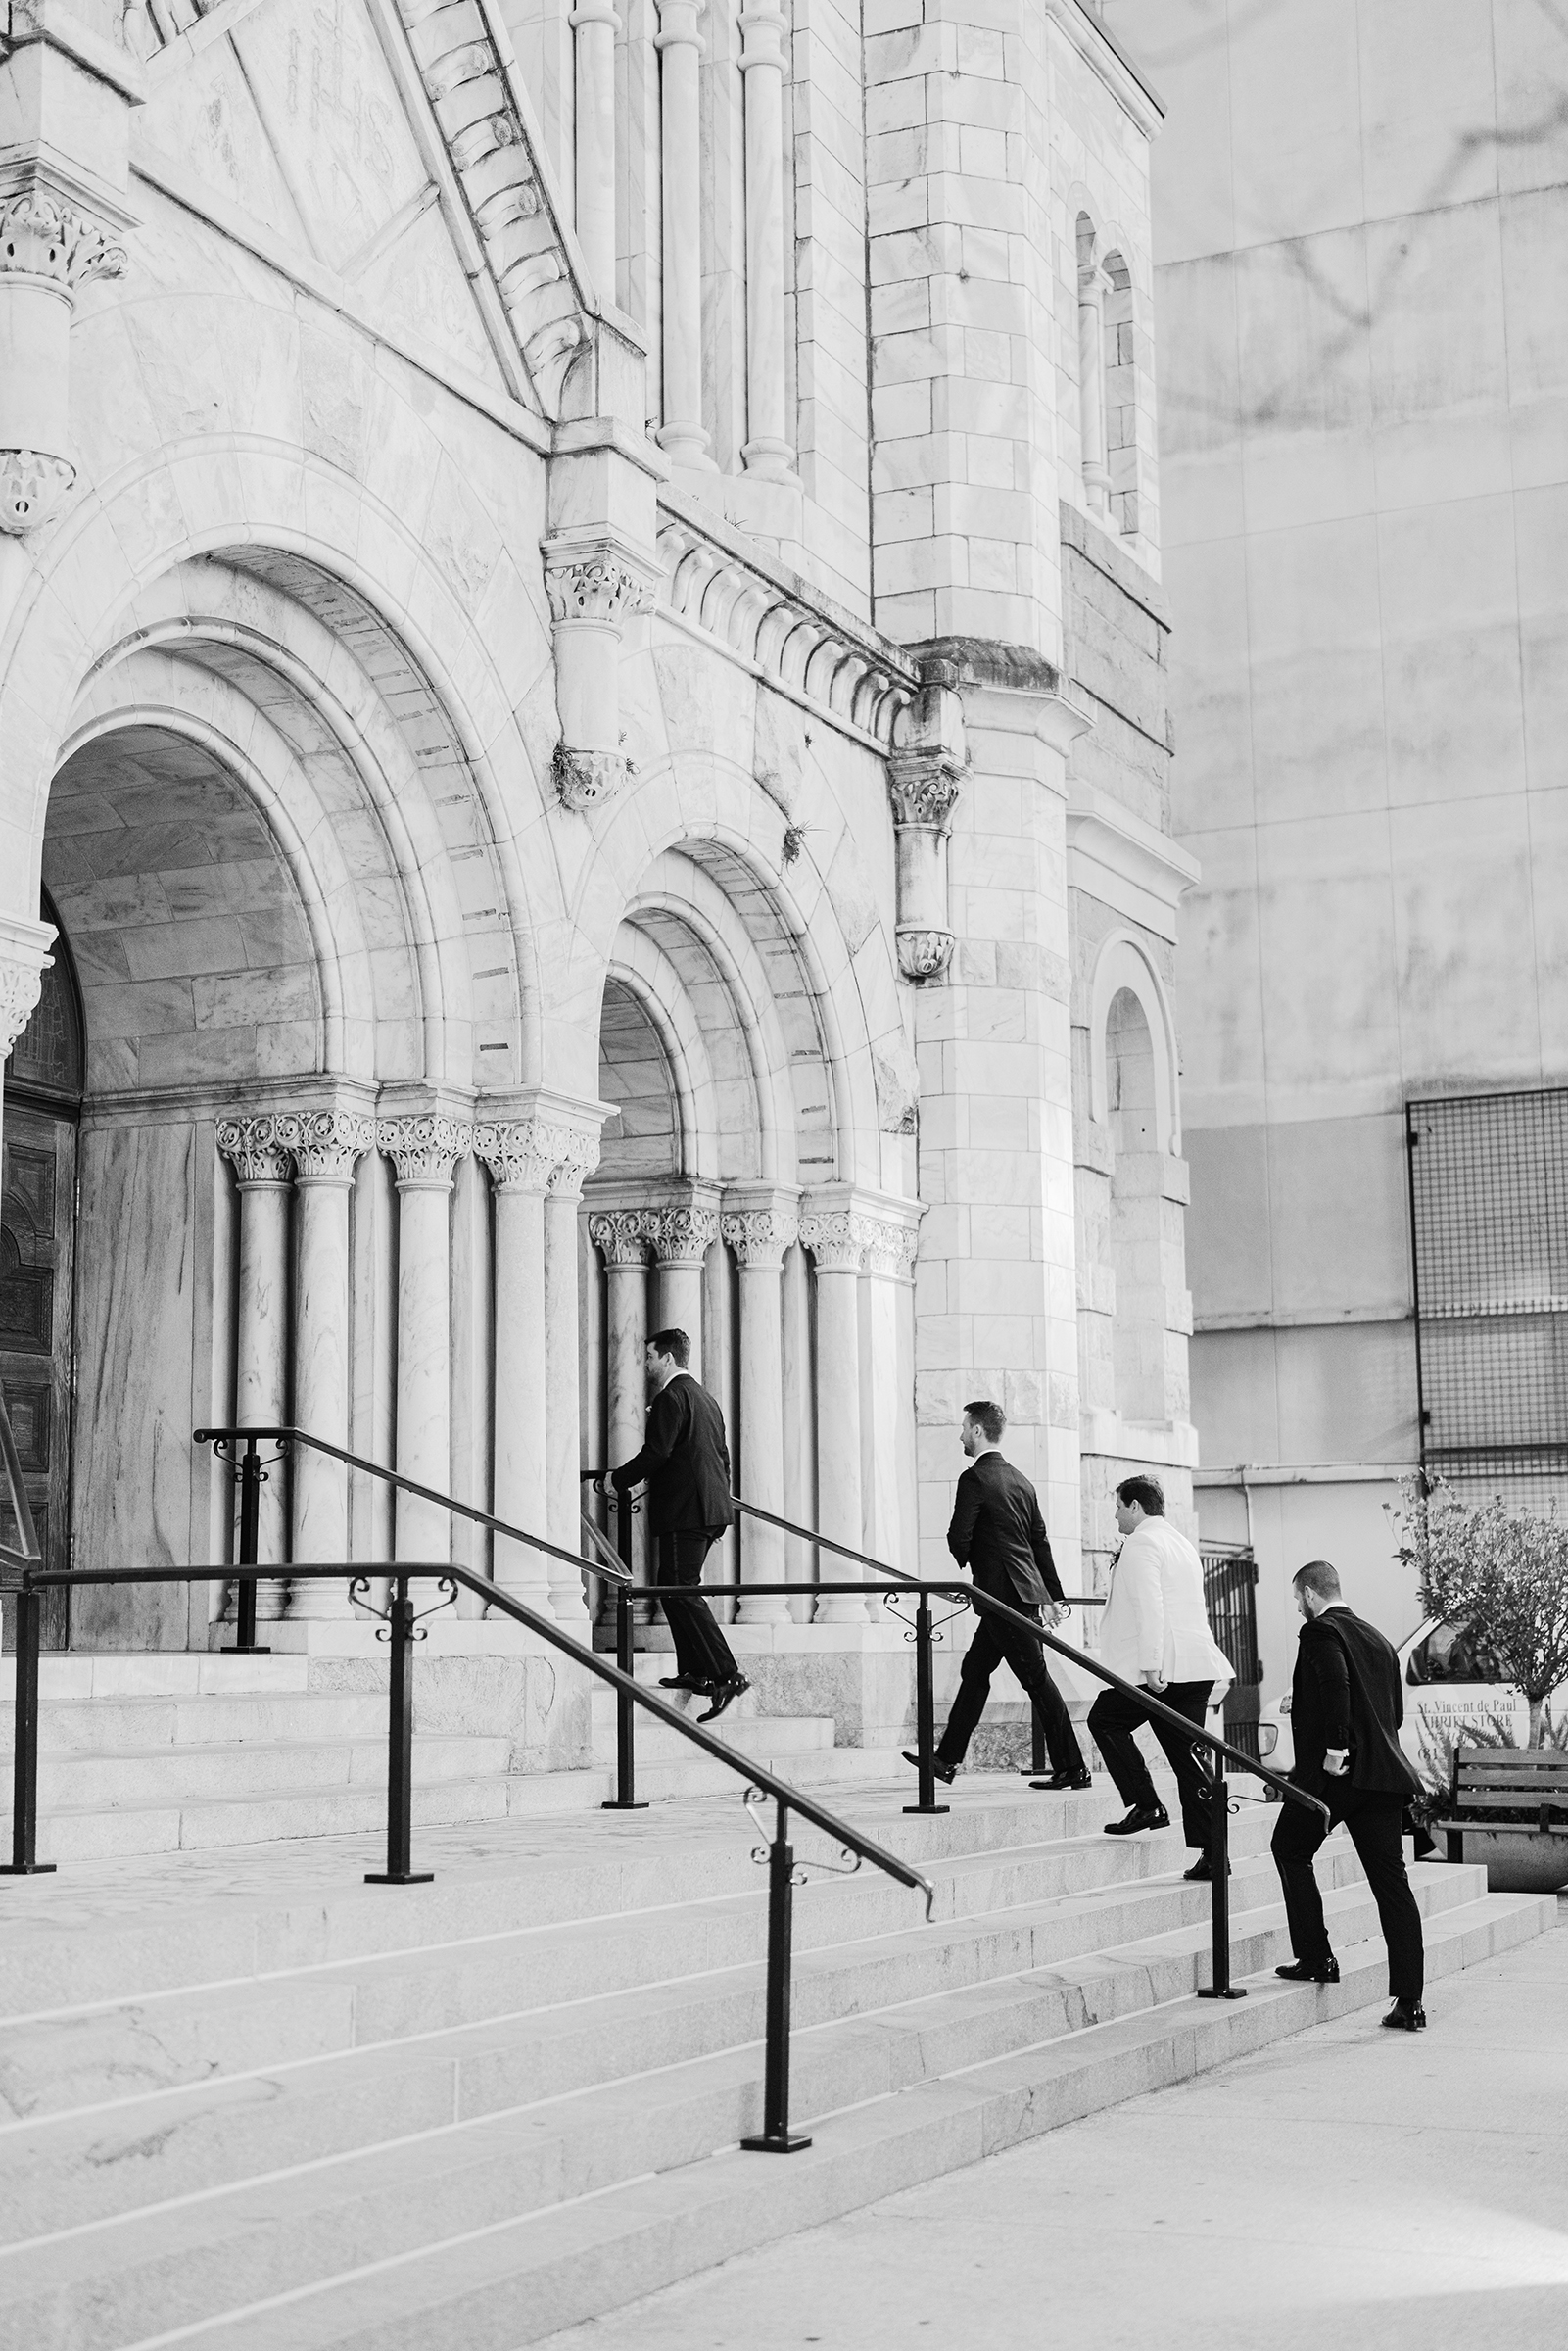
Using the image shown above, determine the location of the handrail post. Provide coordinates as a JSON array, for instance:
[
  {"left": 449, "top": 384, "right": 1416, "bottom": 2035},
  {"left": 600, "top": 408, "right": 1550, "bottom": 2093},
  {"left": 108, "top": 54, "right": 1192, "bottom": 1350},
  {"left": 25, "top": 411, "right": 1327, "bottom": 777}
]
[
  {"left": 602, "top": 1488, "right": 646, "bottom": 1811},
  {"left": 904, "top": 1591, "right": 949, "bottom": 1816},
  {"left": 1195, "top": 1764, "right": 1245, "bottom": 2001},
  {"left": 228, "top": 1438, "right": 269, "bottom": 1656},
  {"left": 1, "top": 1580, "right": 54, "bottom": 1876},
  {"left": 365, "top": 1573, "right": 432, "bottom": 1887},
  {"left": 741, "top": 1797, "right": 811, "bottom": 2153}
]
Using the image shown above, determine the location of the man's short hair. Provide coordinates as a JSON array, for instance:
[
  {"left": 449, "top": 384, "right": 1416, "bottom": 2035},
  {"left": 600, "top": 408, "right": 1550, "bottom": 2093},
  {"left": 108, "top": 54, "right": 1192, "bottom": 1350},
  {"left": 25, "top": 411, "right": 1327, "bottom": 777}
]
[
  {"left": 648, "top": 1327, "right": 691, "bottom": 1367},
  {"left": 1294, "top": 1559, "right": 1342, "bottom": 1602},
  {"left": 963, "top": 1399, "right": 1006, "bottom": 1444},
  {"left": 1116, "top": 1474, "right": 1165, "bottom": 1517}
]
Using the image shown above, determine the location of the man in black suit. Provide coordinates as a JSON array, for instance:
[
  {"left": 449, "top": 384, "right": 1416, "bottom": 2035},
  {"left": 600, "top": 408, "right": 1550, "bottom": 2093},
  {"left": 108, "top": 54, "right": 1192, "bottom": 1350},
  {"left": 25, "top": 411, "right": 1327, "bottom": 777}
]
[
  {"left": 903, "top": 1400, "right": 1089, "bottom": 1789},
  {"left": 611, "top": 1328, "right": 749, "bottom": 1724},
  {"left": 1271, "top": 1559, "right": 1427, "bottom": 2029}
]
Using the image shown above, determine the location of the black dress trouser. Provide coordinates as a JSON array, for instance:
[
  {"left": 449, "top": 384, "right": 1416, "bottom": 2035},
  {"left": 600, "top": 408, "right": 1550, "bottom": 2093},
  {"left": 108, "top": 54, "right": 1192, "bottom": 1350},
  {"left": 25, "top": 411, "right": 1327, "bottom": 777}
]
[
  {"left": 1271, "top": 1782, "right": 1425, "bottom": 2002},
  {"left": 654, "top": 1530, "right": 737, "bottom": 1688},
  {"left": 936, "top": 1606, "right": 1086, "bottom": 1779},
  {"left": 1087, "top": 1679, "right": 1214, "bottom": 1848}
]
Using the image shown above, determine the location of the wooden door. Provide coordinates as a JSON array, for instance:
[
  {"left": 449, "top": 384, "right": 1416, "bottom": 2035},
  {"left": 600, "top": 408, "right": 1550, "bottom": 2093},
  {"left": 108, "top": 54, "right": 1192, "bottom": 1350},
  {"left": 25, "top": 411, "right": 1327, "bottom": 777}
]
[{"left": 0, "top": 914, "right": 83, "bottom": 1651}]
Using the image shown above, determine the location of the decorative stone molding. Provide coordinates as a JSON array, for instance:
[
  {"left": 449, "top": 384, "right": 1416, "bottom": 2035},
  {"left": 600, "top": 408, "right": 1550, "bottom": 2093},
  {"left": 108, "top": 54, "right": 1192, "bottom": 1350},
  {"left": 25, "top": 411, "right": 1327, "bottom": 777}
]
[
  {"left": 0, "top": 912, "right": 55, "bottom": 1061},
  {"left": 720, "top": 1206, "right": 799, "bottom": 1270},
  {"left": 860, "top": 1216, "right": 918, "bottom": 1280},
  {"left": 0, "top": 180, "right": 129, "bottom": 534},
  {"left": 396, "top": 0, "right": 593, "bottom": 417},
  {"left": 275, "top": 1109, "right": 375, "bottom": 1181},
  {"left": 546, "top": 1131, "right": 601, "bottom": 1202},
  {"left": 887, "top": 685, "right": 968, "bottom": 986},
  {"left": 801, "top": 1192, "right": 921, "bottom": 1279},
  {"left": 643, "top": 1204, "right": 720, "bottom": 1268},
  {"left": 376, "top": 1114, "right": 472, "bottom": 1189},
  {"left": 217, "top": 1116, "right": 293, "bottom": 1188},
  {"left": 588, "top": 1210, "right": 650, "bottom": 1267},
  {"left": 656, "top": 501, "right": 919, "bottom": 750}
]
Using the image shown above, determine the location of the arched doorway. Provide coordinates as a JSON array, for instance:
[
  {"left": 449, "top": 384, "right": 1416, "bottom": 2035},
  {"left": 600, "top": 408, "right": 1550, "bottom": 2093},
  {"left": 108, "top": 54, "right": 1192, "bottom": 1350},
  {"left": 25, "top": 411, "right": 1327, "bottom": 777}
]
[{"left": 1, "top": 888, "right": 84, "bottom": 1648}]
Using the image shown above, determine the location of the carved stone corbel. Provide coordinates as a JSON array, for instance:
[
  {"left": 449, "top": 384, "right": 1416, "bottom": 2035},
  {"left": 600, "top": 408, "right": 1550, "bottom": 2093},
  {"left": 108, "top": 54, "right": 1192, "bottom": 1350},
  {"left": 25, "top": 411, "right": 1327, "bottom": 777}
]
[
  {"left": 886, "top": 684, "right": 967, "bottom": 984},
  {"left": 542, "top": 531, "right": 661, "bottom": 813}
]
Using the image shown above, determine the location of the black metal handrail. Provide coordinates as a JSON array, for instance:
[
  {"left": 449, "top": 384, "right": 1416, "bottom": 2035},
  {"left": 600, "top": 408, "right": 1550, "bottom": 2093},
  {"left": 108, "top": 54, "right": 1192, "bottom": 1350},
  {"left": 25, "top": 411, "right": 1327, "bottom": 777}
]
[{"left": 2, "top": 1534, "right": 934, "bottom": 2157}]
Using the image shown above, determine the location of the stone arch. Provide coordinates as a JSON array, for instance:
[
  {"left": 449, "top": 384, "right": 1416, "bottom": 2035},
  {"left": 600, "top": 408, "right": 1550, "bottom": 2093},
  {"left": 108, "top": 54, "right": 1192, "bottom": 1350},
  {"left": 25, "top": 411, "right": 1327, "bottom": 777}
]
[
  {"left": 0, "top": 439, "right": 565, "bottom": 1089},
  {"left": 566, "top": 750, "right": 900, "bottom": 1189},
  {"left": 1089, "top": 931, "right": 1179, "bottom": 1153}
]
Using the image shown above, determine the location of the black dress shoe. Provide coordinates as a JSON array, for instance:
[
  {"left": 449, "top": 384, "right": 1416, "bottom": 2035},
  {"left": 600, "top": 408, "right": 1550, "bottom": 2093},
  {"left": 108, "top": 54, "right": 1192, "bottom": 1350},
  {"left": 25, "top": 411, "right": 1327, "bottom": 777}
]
[
  {"left": 1275, "top": 1956, "right": 1340, "bottom": 1984},
  {"left": 1381, "top": 1998, "right": 1427, "bottom": 2031},
  {"left": 1104, "top": 1803, "right": 1169, "bottom": 1837},
  {"left": 902, "top": 1750, "right": 957, "bottom": 1785},
  {"left": 658, "top": 1674, "right": 702, "bottom": 1692},
  {"left": 1183, "top": 1854, "right": 1231, "bottom": 1881},
  {"left": 1031, "top": 1770, "right": 1093, "bottom": 1792},
  {"left": 696, "top": 1676, "right": 749, "bottom": 1724}
]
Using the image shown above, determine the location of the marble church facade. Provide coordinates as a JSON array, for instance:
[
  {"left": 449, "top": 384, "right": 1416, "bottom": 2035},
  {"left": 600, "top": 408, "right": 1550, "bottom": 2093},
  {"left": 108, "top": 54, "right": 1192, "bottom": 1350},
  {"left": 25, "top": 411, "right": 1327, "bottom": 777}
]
[{"left": 0, "top": 0, "right": 1194, "bottom": 1733}]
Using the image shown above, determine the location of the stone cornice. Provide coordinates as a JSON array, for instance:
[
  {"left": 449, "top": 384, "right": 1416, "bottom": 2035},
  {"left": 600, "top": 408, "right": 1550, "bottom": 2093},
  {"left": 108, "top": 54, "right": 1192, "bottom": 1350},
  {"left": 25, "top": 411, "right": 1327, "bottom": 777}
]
[
  {"left": 1044, "top": 0, "right": 1164, "bottom": 137},
  {"left": 1066, "top": 783, "right": 1200, "bottom": 945},
  {"left": 656, "top": 491, "right": 919, "bottom": 750}
]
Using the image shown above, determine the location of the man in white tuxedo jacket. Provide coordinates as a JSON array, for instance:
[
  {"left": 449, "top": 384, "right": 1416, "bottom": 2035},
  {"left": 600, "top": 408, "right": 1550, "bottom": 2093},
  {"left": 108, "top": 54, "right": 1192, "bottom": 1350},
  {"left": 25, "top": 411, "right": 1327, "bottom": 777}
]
[{"left": 1090, "top": 1475, "right": 1234, "bottom": 1878}]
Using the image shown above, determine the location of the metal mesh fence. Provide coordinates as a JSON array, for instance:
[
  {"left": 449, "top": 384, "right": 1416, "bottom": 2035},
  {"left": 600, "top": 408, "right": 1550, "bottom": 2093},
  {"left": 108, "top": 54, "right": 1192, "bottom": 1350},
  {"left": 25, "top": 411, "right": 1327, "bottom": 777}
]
[{"left": 1407, "top": 1087, "right": 1568, "bottom": 1518}]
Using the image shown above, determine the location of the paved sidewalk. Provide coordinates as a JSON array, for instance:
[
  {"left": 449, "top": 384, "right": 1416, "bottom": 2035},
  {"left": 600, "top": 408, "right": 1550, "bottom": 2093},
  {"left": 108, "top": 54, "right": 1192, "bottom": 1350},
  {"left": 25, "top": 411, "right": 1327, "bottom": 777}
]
[{"left": 547, "top": 1910, "right": 1568, "bottom": 2351}]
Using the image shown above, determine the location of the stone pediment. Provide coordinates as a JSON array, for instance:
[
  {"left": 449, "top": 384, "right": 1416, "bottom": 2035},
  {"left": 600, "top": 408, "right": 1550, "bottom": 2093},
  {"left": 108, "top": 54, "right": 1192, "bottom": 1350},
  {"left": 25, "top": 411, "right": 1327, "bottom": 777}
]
[{"left": 126, "top": 0, "right": 606, "bottom": 420}]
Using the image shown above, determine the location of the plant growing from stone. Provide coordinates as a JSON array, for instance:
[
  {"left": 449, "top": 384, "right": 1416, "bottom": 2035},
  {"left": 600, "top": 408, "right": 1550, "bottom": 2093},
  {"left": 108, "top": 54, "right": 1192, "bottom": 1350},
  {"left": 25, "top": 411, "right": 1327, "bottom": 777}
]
[{"left": 1390, "top": 1475, "right": 1568, "bottom": 1749}]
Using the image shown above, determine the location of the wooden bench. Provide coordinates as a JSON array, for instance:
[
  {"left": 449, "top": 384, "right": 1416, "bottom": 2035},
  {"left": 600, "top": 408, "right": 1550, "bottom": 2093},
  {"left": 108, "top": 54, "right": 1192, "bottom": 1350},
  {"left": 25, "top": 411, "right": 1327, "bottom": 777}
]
[{"left": 1445, "top": 1748, "right": 1568, "bottom": 1893}]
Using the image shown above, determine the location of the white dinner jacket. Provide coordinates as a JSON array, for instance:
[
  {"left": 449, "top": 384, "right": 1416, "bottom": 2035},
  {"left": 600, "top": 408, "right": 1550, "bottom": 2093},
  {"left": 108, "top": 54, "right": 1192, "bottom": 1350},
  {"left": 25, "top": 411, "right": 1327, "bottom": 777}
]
[{"left": 1097, "top": 1517, "right": 1234, "bottom": 1690}]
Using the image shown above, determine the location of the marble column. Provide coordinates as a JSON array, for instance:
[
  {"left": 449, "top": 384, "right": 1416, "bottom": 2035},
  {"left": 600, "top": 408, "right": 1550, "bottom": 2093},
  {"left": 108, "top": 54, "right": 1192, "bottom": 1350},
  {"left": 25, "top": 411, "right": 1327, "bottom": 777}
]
[
  {"left": 545, "top": 1144, "right": 598, "bottom": 1623},
  {"left": 737, "top": 0, "right": 792, "bottom": 478},
  {"left": 279, "top": 1111, "right": 374, "bottom": 1618},
  {"left": 475, "top": 1120, "right": 556, "bottom": 1617},
  {"left": 590, "top": 1209, "right": 650, "bottom": 1586},
  {"left": 217, "top": 1117, "right": 293, "bottom": 1618},
  {"left": 861, "top": 1215, "right": 918, "bottom": 1582},
  {"left": 645, "top": 1200, "right": 718, "bottom": 1378},
  {"left": 721, "top": 1195, "right": 797, "bottom": 1625},
  {"left": 655, "top": 0, "right": 713, "bottom": 469},
  {"left": 799, "top": 1208, "right": 868, "bottom": 1624},
  {"left": 1078, "top": 261, "right": 1111, "bottom": 518},
  {"left": 570, "top": 0, "right": 619, "bottom": 296},
  {"left": 377, "top": 1116, "right": 470, "bottom": 1569}
]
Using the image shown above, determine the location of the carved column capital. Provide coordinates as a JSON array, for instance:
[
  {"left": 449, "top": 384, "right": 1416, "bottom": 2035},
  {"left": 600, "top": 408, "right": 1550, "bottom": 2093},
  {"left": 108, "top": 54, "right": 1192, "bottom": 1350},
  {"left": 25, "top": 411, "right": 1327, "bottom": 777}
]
[
  {"left": 896, "top": 929, "right": 955, "bottom": 984},
  {"left": 475, "top": 1118, "right": 554, "bottom": 1194},
  {"left": 217, "top": 1116, "right": 293, "bottom": 1188},
  {"left": 542, "top": 541, "right": 658, "bottom": 628},
  {"left": 546, "top": 1129, "right": 601, "bottom": 1200},
  {"left": 886, "top": 744, "right": 967, "bottom": 833},
  {"left": 376, "top": 1115, "right": 472, "bottom": 1190},
  {"left": 859, "top": 1214, "right": 919, "bottom": 1279},
  {"left": 0, "top": 188, "right": 127, "bottom": 292},
  {"left": 0, "top": 913, "right": 55, "bottom": 1062},
  {"left": 720, "top": 1205, "right": 799, "bottom": 1269},
  {"left": 798, "top": 1210, "right": 865, "bottom": 1274},
  {"left": 275, "top": 1109, "right": 376, "bottom": 1182},
  {"left": 642, "top": 1204, "right": 720, "bottom": 1269},
  {"left": 589, "top": 1210, "right": 650, "bottom": 1268},
  {"left": 551, "top": 744, "right": 634, "bottom": 812}
]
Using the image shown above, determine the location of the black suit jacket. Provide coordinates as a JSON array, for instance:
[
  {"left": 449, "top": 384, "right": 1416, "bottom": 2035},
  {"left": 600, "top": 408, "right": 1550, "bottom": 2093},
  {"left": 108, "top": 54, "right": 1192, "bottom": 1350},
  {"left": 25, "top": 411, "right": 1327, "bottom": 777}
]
[
  {"left": 612, "top": 1373, "right": 733, "bottom": 1536},
  {"left": 947, "top": 1451, "right": 1065, "bottom": 1612},
  {"left": 1291, "top": 1606, "right": 1420, "bottom": 1800}
]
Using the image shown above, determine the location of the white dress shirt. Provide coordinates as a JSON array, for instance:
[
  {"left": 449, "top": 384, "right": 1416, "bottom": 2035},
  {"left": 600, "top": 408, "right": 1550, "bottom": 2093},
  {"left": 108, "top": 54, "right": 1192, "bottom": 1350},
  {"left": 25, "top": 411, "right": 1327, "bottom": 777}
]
[{"left": 1097, "top": 1516, "right": 1234, "bottom": 1690}]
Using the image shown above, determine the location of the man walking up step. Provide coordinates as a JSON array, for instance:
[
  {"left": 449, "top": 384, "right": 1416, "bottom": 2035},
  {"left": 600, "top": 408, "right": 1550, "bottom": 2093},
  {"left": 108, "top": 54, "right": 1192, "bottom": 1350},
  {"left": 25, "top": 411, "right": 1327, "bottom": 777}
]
[
  {"left": 903, "top": 1401, "right": 1089, "bottom": 1790},
  {"left": 1089, "top": 1476, "right": 1234, "bottom": 1879},
  {"left": 611, "top": 1328, "right": 749, "bottom": 1725},
  {"left": 1271, "top": 1559, "right": 1427, "bottom": 2031}
]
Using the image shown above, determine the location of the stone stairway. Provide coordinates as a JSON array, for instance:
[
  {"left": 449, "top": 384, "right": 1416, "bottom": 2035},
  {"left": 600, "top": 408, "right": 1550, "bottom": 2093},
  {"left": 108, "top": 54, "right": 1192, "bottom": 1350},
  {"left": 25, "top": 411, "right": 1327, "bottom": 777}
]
[
  {"left": 0, "top": 1652, "right": 871, "bottom": 1860},
  {"left": 0, "top": 1774, "right": 1550, "bottom": 2349}
]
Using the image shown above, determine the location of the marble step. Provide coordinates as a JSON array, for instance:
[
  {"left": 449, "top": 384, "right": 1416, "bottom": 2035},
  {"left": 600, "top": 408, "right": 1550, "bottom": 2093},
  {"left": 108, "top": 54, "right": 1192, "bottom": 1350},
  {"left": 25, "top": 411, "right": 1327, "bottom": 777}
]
[
  {"left": 0, "top": 1848, "right": 1453, "bottom": 2239},
  {"left": 0, "top": 1655, "right": 313, "bottom": 1702},
  {"left": 106, "top": 1890, "right": 1553, "bottom": 2351},
  {"left": 34, "top": 1734, "right": 513, "bottom": 1809},
  {"left": 0, "top": 1874, "right": 1534, "bottom": 2351},
  {"left": 0, "top": 1812, "right": 1289, "bottom": 2128},
  {"left": 30, "top": 1774, "right": 517, "bottom": 1863},
  {"left": 0, "top": 1691, "right": 394, "bottom": 1756}
]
